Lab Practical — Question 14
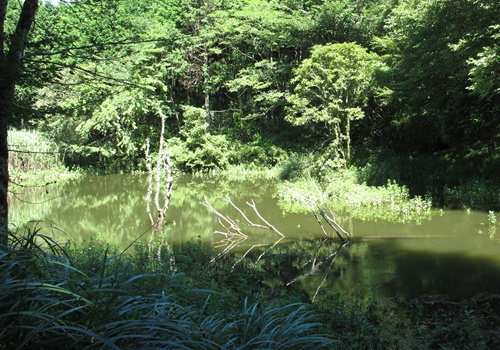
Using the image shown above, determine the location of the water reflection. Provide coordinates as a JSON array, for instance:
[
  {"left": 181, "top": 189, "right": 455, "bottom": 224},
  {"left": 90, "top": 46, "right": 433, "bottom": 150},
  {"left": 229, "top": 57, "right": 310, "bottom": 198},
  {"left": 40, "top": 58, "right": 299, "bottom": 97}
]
[{"left": 8, "top": 174, "right": 500, "bottom": 299}]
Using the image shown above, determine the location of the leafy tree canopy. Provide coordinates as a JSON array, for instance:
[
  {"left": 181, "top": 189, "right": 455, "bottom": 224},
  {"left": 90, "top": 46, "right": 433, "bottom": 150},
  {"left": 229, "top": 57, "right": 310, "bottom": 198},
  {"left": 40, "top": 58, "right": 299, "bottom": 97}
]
[{"left": 287, "top": 42, "right": 384, "bottom": 168}]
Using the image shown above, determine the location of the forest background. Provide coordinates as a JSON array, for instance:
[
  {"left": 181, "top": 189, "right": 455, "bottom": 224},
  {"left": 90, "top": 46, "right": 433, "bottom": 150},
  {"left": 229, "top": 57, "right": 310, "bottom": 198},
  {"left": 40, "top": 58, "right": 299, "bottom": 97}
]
[{"left": 2, "top": 0, "right": 499, "bottom": 213}]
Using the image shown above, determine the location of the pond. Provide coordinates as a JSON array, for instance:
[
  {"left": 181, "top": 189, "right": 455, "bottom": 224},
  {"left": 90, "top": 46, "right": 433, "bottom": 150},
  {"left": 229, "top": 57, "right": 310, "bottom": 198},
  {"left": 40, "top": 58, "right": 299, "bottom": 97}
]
[{"left": 9, "top": 174, "right": 500, "bottom": 300}]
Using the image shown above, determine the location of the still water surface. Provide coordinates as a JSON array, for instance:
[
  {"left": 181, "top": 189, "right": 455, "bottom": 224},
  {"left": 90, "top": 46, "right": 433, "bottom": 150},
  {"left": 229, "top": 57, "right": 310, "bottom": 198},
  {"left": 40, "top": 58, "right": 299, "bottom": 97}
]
[{"left": 9, "top": 174, "right": 500, "bottom": 299}]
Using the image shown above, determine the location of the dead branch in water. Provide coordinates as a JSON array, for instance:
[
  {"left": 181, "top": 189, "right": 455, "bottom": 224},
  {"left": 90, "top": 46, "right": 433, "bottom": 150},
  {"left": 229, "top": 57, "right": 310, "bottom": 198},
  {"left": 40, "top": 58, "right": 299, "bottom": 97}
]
[
  {"left": 319, "top": 208, "right": 350, "bottom": 242},
  {"left": 201, "top": 197, "right": 284, "bottom": 238},
  {"left": 202, "top": 197, "right": 286, "bottom": 265},
  {"left": 283, "top": 185, "right": 350, "bottom": 241},
  {"left": 201, "top": 198, "right": 247, "bottom": 238},
  {"left": 246, "top": 199, "right": 284, "bottom": 237},
  {"left": 226, "top": 197, "right": 268, "bottom": 230}
]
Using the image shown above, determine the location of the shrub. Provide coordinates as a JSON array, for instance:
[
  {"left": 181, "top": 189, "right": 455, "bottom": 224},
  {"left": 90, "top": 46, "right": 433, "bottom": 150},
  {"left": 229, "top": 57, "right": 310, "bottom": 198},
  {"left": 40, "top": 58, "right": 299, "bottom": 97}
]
[
  {"left": 8, "top": 129, "right": 64, "bottom": 173},
  {"left": 278, "top": 155, "right": 311, "bottom": 180}
]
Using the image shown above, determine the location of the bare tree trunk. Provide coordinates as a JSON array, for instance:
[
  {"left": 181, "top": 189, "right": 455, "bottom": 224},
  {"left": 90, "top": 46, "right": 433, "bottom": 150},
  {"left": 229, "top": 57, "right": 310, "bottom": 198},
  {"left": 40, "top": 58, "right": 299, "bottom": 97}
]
[
  {"left": 0, "top": 0, "right": 39, "bottom": 246},
  {"left": 345, "top": 118, "right": 351, "bottom": 168},
  {"left": 145, "top": 115, "right": 174, "bottom": 229},
  {"left": 0, "top": 1, "right": 8, "bottom": 55}
]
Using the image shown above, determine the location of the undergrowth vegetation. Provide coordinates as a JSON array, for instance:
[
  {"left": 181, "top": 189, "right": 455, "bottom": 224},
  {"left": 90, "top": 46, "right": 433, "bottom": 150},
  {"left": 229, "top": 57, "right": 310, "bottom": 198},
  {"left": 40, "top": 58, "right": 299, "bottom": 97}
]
[
  {"left": 2, "top": 228, "right": 499, "bottom": 349},
  {"left": 0, "top": 229, "right": 336, "bottom": 349},
  {"left": 277, "top": 169, "right": 432, "bottom": 223},
  {"left": 8, "top": 129, "right": 63, "bottom": 173},
  {"left": 7, "top": 129, "right": 77, "bottom": 188}
]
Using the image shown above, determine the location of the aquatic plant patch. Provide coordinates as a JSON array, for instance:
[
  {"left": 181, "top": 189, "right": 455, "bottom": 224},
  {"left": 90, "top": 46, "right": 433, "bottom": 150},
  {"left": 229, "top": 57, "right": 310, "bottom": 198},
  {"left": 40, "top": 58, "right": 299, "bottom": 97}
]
[{"left": 277, "top": 170, "right": 432, "bottom": 223}]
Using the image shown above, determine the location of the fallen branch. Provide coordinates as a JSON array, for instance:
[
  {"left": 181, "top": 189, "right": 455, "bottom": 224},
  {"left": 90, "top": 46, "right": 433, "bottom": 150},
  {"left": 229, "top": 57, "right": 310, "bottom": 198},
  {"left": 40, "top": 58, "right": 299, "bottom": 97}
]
[
  {"left": 283, "top": 184, "right": 329, "bottom": 236},
  {"left": 202, "top": 197, "right": 286, "bottom": 265},
  {"left": 246, "top": 199, "right": 284, "bottom": 237},
  {"left": 226, "top": 197, "right": 268, "bottom": 229},
  {"left": 201, "top": 198, "right": 247, "bottom": 238},
  {"left": 319, "top": 208, "right": 350, "bottom": 242},
  {"left": 283, "top": 185, "right": 350, "bottom": 241},
  {"left": 202, "top": 197, "right": 284, "bottom": 238}
]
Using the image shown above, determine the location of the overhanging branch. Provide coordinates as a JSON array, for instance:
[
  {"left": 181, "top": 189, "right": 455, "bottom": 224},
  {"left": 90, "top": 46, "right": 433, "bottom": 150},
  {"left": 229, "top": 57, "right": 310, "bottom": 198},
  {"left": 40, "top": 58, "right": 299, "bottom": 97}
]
[
  {"left": 27, "top": 38, "right": 170, "bottom": 57},
  {"left": 26, "top": 59, "right": 152, "bottom": 89}
]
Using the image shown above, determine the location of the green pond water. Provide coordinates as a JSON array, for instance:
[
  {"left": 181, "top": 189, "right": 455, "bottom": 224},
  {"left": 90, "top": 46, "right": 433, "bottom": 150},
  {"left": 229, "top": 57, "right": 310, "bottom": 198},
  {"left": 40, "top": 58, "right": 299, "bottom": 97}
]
[{"left": 9, "top": 174, "right": 500, "bottom": 299}]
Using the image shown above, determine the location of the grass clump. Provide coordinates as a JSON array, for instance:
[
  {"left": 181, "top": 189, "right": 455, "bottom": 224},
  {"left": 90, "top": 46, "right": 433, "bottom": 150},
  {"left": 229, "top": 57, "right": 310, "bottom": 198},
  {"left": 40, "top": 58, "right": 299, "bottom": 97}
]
[{"left": 0, "top": 229, "right": 336, "bottom": 349}]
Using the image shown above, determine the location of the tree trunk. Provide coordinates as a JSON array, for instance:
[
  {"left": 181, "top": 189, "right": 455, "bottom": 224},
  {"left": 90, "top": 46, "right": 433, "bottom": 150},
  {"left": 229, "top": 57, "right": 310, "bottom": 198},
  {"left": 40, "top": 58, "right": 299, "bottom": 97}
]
[
  {"left": 0, "top": 0, "right": 39, "bottom": 246},
  {"left": 203, "top": 53, "right": 211, "bottom": 133},
  {"left": 0, "top": 92, "right": 9, "bottom": 245},
  {"left": 0, "top": 1, "right": 8, "bottom": 55}
]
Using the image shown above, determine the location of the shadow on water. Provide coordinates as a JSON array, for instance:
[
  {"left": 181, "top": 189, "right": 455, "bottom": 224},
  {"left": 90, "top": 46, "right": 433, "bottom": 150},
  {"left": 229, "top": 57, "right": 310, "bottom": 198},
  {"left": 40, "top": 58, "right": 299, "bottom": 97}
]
[
  {"left": 374, "top": 238, "right": 500, "bottom": 298},
  {"left": 236, "top": 237, "right": 500, "bottom": 300}
]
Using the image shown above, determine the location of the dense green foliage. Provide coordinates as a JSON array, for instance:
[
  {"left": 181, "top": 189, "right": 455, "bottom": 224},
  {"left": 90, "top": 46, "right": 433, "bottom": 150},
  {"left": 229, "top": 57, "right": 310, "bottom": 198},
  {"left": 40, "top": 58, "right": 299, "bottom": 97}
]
[
  {"left": 287, "top": 43, "right": 384, "bottom": 168},
  {"left": 5, "top": 0, "right": 499, "bottom": 210}
]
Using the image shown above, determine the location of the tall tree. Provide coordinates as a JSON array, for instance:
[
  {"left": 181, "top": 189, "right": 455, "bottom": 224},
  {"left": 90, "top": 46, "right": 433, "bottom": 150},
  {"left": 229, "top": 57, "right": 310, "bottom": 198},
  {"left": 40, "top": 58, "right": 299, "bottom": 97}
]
[
  {"left": 35, "top": 0, "right": 185, "bottom": 169},
  {"left": 287, "top": 43, "right": 383, "bottom": 168},
  {"left": 0, "top": 0, "right": 38, "bottom": 245}
]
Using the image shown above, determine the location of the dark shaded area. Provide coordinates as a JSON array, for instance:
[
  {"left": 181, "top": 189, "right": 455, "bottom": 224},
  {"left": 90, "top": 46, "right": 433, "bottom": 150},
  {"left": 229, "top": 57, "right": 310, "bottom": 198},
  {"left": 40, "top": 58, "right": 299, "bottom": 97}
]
[
  {"left": 370, "top": 239, "right": 500, "bottom": 298},
  {"left": 402, "top": 293, "right": 500, "bottom": 349},
  {"left": 233, "top": 236, "right": 500, "bottom": 300}
]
